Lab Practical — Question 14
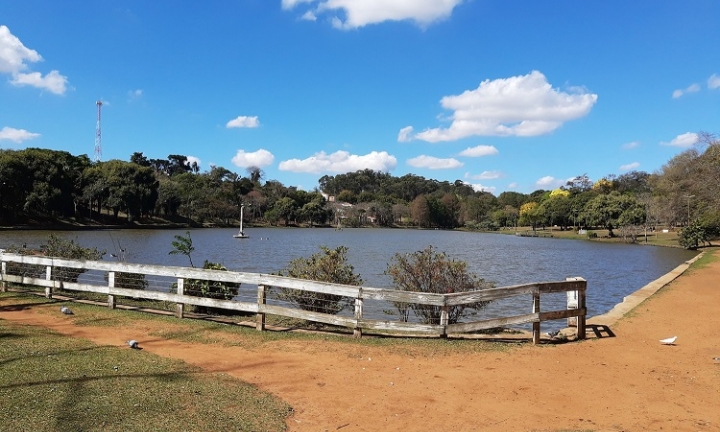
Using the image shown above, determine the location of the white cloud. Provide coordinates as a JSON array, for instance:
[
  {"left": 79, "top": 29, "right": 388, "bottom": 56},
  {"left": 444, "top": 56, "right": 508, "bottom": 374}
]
[
  {"left": 0, "top": 126, "right": 41, "bottom": 143},
  {"left": 464, "top": 182, "right": 496, "bottom": 194},
  {"left": 279, "top": 150, "right": 397, "bottom": 173},
  {"left": 232, "top": 149, "right": 275, "bottom": 168},
  {"left": 226, "top": 116, "right": 260, "bottom": 129},
  {"left": 535, "top": 176, "right": 563, "bottom": 189},
  {"left": 407, "top": 155, "right": 462, "bottom": 170},
  {"left": 0, "top": 26, "right": 69, "bottom": 95},
  {"left": 622, "top": 141, "right": 640, "bottom": 150},
  {"left": 282, "top": 0, "right": 314, "bottom": 9},
  {"left": 661, "top": 132, "right": 699, "bottom": 147},
  {"left": 301, "top": 10, "right": 317, "bottom": 21},
  {"left": 411, "top": 71, "right": 598, "bottom": 142},
  {"left": 458, "top": 145, "right": 498, "bottom": 157},
  {"left": 465, "top": 170, "right": 502, "bottom": 180},
  {"left": 672, "top": 83, "right": 700, "bottom": 98},
  {"left": 128, "top": 89, "right": 143, "bottom": 101},
  {"left": 283, "top": 0, "right": 462, "bottom": 29},
  {"left": 619, "top": 162, "right": 640, "bottom": 171},
  {"left": 397, "top": 126, "right": 413, "bottom": 142},
  {"left": 10, "top": 70, "right": 69, "bottom": 95},
  {"left": 507, "top": 182, "right": 518, "bottom": 189},
  {"left": 709, "top": 73, "right": 720, "bottom": 90},
  {"left": 0, "top": 25, "right": 41, "bottom": 74}
]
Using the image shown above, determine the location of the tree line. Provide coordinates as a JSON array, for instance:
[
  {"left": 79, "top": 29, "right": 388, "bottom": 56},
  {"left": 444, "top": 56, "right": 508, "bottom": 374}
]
[{"left": 0, "top": 132, "right": 717, "bottom": 248}]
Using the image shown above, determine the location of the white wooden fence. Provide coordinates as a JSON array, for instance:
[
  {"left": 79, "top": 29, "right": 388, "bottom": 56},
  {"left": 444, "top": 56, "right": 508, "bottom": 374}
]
[{"left": 0, "top": 252, "right": 586, "bottom": 343}]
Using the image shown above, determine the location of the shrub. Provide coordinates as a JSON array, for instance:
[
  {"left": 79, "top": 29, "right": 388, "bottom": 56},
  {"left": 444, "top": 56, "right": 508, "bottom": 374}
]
[
  {"left": 385, "top": 246, "right": 494, "bottom": 324},
  {"left": 105, "top": 271, "right": 148, "bottom": 291},
  {"left": 273, "top": 246, "right": 362, "bottom": 314},
  {"left": 679, "top": 220, "right": 711, "bottom": 250},
  {"left": 184, "top": 261, "right": 240, "bottom": 302},
  {"left": 168, "top": 232, "right": 239, "bottom": 314}
]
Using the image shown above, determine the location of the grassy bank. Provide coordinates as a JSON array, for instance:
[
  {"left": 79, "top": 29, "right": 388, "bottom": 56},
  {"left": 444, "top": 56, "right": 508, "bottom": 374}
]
[
  {"left": 489, "top": 225, "right": 684, "bottom": 247},
  {"left": 0, "top": 308, "right": 292, "bottom": 432}
]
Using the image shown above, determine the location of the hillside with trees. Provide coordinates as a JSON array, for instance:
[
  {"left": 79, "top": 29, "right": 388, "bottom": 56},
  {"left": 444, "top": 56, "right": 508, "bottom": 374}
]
[{"left": 0, "top": 132, "right": 717, "bottom": 249}]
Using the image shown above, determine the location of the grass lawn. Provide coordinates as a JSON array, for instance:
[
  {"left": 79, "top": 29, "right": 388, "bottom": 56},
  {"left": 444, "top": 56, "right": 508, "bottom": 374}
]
[
  {"left": 494, "top": 225, "right": 684, "bottom": 247},
  {"left": 0, "top": 314, "right": 292, "bottom": 432}
]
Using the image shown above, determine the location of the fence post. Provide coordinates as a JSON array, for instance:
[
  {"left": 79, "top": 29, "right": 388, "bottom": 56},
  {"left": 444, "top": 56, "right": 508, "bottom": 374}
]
[
  {"left": 353, "top": 288, "right": 363, "bottom": 338},
  {"left": 45, "top": 265, "right": 53, "bottom": 299},
  {"left": 440, "top": 305, "right": 449, "bottom": 338},
  {"left": 108, "top": 271, "right": 116, "bottom": 309},
  {"left": 256, "top": 284, "right": 266, "bottom": 331},
  {"left": 565, "top": 277, "right": 578, "bottom": 327},
  {"left": 577, "top": 279, "right": 587, "bottom": 340},
  {"left": 176, "top": 278, "right": 184, "bottom": 319},
  {"left": 532, "top": 293, "right": 540, "bottom": 344},
  {"left": 1, "top": 262, "right": 7, "bottom": 292}
]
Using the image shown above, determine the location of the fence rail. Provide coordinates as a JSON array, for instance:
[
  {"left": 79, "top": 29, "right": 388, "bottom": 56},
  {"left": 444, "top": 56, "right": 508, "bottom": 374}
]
[{"left": 0, "top": 253, "right": 586, "bottom": 343}]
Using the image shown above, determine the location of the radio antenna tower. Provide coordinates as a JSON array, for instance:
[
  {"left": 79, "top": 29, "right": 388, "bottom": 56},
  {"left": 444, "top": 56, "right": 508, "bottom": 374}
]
[{"left": 94, "top": 100, "right": 102, "bottom": 162}]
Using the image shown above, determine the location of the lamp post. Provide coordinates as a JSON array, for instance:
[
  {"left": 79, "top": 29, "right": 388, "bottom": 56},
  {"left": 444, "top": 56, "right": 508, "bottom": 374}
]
[{"left": 685, "top": 194, "right": 694, "bottom": 224}]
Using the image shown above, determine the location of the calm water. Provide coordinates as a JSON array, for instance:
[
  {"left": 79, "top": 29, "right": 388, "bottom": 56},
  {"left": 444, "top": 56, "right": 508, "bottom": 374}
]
[{"left": 0, "top": 227, "right": 697, "bottom": 329}]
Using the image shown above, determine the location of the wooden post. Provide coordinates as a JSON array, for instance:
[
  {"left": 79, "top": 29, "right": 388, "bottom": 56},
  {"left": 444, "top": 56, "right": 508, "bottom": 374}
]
[
  {"left": 44, "top": 265, "right": 52, "bottom": 299},
  {"left": 107, "top": 271, "right": 116, "bottom": 309},
  {"left": 176, "top": 278, "right": 184, "bottom": 319},
  {"left": 256, "top": 284, "right": 266, "bottom": 331},
  {"left": 440, "top": 305, "right": 449, "bottom": 338},
  {"left": 577, "top": 279, "right": 587, "bottom": 340},
  {"left": 532, "top": 293, "right": 540, "bottom": 344},
  {"left": 565, "top": 277, "right": 579, "bottom": 327},
  {"left": 353, "top": 288, "right": 363, "bottom": 338},
  {"left": 1, "top": 262, "right": 7, "bottom": 293}
]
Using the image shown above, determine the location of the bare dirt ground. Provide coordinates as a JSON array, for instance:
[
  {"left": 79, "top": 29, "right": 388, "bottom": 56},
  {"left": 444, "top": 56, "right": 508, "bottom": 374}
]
[{"left": 2, "top": 251, "right": 720, "bottom": 432}]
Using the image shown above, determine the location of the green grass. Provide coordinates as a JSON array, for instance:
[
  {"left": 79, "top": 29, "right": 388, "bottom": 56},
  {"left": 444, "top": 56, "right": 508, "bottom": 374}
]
[
  {"left": 688, "top": 248, "right": 719, "bottom": 272},
  {"left": 0, "top": 317, "right": 291, "bottom": 432},
  {"left": 1, "top": 291, "right": 517, "bottom": 358},
  {"left": 493, "top": 226, "right": 683, "bottom": 247}
]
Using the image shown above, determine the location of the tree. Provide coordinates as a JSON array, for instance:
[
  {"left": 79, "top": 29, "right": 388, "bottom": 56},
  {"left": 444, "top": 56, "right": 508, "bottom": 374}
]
[
  {"left": 273, "top": 246, "right": 362, "bottom": 314},
  {"left": 167, "top": 154, "right": 191, "bottom": 176},
  {"left": 169, "top": 231, "right": 196, "bottom": 267},
  {"left": 519, "top": 202, "right": 544, "bottom": 231},
  {"left": 679, "top": 220, "right": 711, "bottom": 250},
  {"left": 566, "top": 174, "right": 593, "bottom": 193},
  {"left": 300, "top": 199, "right": 328, "bottom": 227},
  {"left": 410, "top": 195, "right": 430, "bottom": 227},
  {"left": 540, "top": 194, "right": 572, "bottom": 229},
  {"left": 465, "top": 193, "right": 497, "bottom": 224},
  {"left": 274, "top": 197, "right": 298, "bottom": 226},
  {"left": 130, "top": 152, "right": 151, "bottom": 167},
  {"left": 615, "top": 170, "right": 650, "bottom": 194},
  {"left": 246, "top": 166, "right": 264, "bottom": 185},
  {"left": 385, "top": 246, "right": 494, "bottom": 325},
  {"left": 497, "top": 191, "right": 527, "bottom": 209},
  {"left": 582, "top": 192, "right": 641, "bottom": 237}
]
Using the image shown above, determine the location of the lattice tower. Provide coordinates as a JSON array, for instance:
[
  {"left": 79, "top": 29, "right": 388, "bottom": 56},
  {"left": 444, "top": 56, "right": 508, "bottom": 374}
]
[{"left": 94, "top": 100, "right": 102, "bottom": 162}]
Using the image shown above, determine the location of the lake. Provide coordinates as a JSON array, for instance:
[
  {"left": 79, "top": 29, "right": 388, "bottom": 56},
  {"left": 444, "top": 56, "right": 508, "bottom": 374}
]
[{"left": 0, "top": 227, "right": 697, "bottom": 330}]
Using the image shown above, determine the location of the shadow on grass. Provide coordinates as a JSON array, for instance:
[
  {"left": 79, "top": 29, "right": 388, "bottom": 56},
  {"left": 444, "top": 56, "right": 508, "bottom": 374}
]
[
  {"left": 0, "top": 370, "right": 191, "bottom": 391},
  {"left": 0, "top": 344, "right": 105, "bottom": 367},
  {"left": 0, "top": 299, "right": 56, "bottom": 312}
]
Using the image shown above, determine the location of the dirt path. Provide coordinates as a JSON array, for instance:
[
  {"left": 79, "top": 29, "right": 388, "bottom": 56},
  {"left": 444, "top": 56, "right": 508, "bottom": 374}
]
[{"left": 2, "top": 252, "right": 720, "bottom": 432}]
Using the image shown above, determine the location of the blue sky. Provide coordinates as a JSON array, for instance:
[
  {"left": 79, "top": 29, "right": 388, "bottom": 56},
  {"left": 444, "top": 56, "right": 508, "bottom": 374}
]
[{"left": 1, "top": 1, "right": 718, "bottom": 194}]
